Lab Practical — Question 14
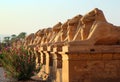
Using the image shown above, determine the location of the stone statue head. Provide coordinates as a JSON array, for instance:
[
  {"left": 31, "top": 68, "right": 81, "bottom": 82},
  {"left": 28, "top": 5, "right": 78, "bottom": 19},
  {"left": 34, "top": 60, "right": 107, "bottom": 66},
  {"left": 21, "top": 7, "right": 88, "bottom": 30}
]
[
  {"left": 67, "top": 15, "right": 82, "bottom": 41},
  {"left": 68, "top": 15, "right": 82, "bottom": 27},
  {"left": 39, "top": 29, "right": 45, "bottom": 37},
  {"left": 34, "top": 29, "right": 41, "bottom": 37},
  {"left": 52, "top": 22, "right": 62, "bottom": 32},
  {"left": 81, "top": 8, "right": 107, "bottom": 24},
  {"left": 25, "top": 33, "right": 34, "bottom": 41},
  {"left": 61, "top": 19, "right": 70, "bottom": 30}
]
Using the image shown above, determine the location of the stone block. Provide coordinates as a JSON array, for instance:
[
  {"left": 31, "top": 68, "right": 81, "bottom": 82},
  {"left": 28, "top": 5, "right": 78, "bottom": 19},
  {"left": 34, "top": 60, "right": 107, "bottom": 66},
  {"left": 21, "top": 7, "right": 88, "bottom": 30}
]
[
  {"left": 102, "top": 54, "right": 113, "bottom": 60},
  {"left": 69, "top": 54, "right": 90, "bottom": 60},
  {"left": 113, "top": 54, "right": 120, "bottom": 60},
  {"left": 90, "top": 54, "right": 102, "bottom": 60}
]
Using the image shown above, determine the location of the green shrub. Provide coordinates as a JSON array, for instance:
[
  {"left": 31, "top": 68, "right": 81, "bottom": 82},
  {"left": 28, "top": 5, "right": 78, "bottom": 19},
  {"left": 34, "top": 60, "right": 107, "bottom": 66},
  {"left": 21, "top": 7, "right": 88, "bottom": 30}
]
[{"left": 0, "top": 47, "right": 42, "bottom": 80}]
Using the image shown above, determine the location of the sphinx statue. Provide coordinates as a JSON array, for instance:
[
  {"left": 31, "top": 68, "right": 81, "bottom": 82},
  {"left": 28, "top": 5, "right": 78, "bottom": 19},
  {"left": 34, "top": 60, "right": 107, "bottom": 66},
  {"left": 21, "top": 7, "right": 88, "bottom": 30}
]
[
  {"left": 47, "top": 26, "right": 62, "bottom": 43},
  {"left": 52, "top": 15, "right": 83, "bottom": 47},
  {"left": 73, "top": 8, "right": 107, "bottom": 41},
  {"left": 36, "top": 29, "right": 45, "bottom": 45},
  {"left": 23, "top": 33, "right": 35, "bottom": 49},
  {"left": 33, "top": 29, "right": 42, "bottom": 45},
  {"left": 31, "top": 29, "right": 45, "bottom": 50},
  {"left": 61, "top": 19, "right": 70, "bottom": 41},
  {"left": 53, "top": 15, "right": 83, "bottom": 47},
  {"left": 80, "top": 8, "right": 107, "bottom": 40},
  {"left": 48, "top": 22, "right": 62, "bottom": 44},
  {"left": 68, "top": 8, "right": 120, "bottom": 45},
  {"left": 72, "top": 18, "right": 83, "bottom": 41},
  {"left": 39, "top": 28, "right": 52, "bottom": 48},
  {"left": 40, "top": 29, "right": 47, "bottom": 45},
  {"left": 44, "top": 28, "right": 52, "bottom": 43},
  {"left": 37, "top": 28, "right": 50, "bottom": 46},
  {"left": 67, "top": 15, "right": 83, "bottom": 41}
]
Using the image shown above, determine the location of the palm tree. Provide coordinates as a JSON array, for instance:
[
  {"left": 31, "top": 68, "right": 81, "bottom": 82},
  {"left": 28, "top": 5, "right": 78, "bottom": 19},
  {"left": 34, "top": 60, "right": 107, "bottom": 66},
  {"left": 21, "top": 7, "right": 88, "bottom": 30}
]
[
  {"left": 11, "top": 34, "right": 17, "bottom": 39},
  {"left": 17, "top": 32, "right": 26, "bottom": 40},
  {"left": 3, "top": 36, "right": 10, "bottom": 46},
  {"left": 17, "top": 32, "right": 27, "bottom": 45},
  {"left": 10, "top": 34, "right": 17, "bottom": 44}
]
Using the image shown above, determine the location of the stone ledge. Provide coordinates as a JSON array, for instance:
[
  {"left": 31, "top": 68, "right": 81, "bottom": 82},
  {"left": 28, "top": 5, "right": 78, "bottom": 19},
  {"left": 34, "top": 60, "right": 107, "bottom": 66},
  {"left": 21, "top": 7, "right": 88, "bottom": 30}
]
[{"left": 63, "top": 45, "right": 120, "bottom": 54}]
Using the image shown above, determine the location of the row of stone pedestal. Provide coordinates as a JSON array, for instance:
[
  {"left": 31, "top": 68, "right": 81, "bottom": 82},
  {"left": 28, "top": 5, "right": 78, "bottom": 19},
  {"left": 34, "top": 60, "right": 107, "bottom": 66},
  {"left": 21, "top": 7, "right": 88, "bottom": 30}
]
[
  {"left": 32, "top": 44, "right": 120, "bottom": 82},
  {"left": 15, "top": 8, "right": 120, "bottom": 82}
]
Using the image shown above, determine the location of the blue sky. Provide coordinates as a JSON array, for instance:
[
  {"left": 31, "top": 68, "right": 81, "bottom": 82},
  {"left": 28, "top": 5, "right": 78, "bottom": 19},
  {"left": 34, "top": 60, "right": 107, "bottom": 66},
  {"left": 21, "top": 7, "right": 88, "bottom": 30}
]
[{"left": 0, "top": 0, "right": 120, "bottom": 36}]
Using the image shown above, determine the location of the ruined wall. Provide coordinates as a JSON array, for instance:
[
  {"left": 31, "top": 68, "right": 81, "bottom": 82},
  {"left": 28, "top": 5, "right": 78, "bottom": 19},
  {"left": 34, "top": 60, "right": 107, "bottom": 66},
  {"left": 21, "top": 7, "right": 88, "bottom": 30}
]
[{"left": 15, "top": 8, "right": 120, "bottom": 82}]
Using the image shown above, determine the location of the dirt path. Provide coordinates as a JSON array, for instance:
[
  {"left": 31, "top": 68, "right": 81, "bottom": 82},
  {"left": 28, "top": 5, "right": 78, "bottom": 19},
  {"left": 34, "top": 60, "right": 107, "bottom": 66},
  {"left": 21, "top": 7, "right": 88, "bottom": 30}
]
[{"left": 0, "top": 67, "right": 10, "bottom": 81}]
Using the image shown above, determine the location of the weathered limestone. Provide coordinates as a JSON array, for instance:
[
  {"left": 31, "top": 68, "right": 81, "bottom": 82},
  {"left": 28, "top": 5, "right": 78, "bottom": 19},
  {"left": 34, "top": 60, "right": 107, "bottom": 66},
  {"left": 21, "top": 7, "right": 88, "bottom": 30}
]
[
  {"left": 67, "top": 15, "right": 82, "bottom": 41},
  {"left": 80, "top": 8, "right": 107, "bottom": 40},
  {"left": 61, "top": 45, "right": 120, "bottom": 82},
  {"left": 72, "top": 18, "right": 83, "bottom": 41},
  {"left": 44, "top": 28, "right": 52, "bottom": 43},
  {"left": 49, "top": 22, "right": 62, "bottom": 43},
  {"left": 15, "top": 8, "right": 120, "bottom": 82},
  {"left": 61, "top": 20, "right": 69, "bottom": 41},
  {"left": 73, "top": 8, "right": 107, "bottom": 41},
  {"left": 68, "top": 8, "right": 120, "bottom": 46}
]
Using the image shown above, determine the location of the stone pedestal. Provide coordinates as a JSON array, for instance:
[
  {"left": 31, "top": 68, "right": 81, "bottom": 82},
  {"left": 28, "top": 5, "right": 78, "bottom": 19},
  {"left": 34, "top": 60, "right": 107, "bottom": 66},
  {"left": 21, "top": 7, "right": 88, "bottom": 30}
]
[
  {"left": 43, "top": 51, "right": 50, "bottom": 74},
  {"left": 37, "top": 43, "right": 120, "bottom": 82},
  {"left": 61, "top": 45, "right": 120, "bottom": 82},
  {"left": 61, "top": 54, "right": 69, "bottom": 82}
]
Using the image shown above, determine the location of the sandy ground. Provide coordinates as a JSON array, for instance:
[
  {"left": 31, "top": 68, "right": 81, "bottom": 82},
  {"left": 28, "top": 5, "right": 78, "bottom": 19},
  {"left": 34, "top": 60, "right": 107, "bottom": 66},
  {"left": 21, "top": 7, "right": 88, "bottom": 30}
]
[{"left": 0, "top": 67, "right": 10, "bottom": 82}]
